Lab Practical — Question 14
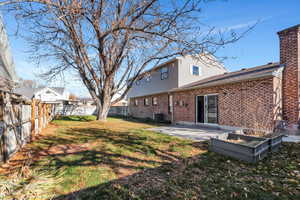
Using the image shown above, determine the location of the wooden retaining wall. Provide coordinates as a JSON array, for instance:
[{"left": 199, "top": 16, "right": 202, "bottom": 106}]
[{"left": 0, "top": 91, "right": 56, "bottom": 163}]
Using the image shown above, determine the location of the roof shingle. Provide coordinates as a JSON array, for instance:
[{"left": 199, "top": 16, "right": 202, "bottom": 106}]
[{"left": 178, "top": 62, "right": 281, "bottom": 90}]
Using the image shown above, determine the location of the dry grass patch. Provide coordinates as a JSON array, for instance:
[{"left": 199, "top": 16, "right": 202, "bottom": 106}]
[
  {"left": 2, "top": 116, "right": 299, "bottom": 200},
  {"left": 0, "top": 116, "right": 202, "bottom": 198}
]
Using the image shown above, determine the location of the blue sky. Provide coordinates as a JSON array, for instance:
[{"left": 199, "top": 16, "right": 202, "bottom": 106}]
[
  {"left": 2, "top": 0, "right": 300, "bottom": 97},
  {"left": 201, "top": 0, "right": 300, "bottom": 71}
]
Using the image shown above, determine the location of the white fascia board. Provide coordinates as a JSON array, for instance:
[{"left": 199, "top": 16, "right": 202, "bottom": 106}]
[
  {"left": 35, "top": 87, "right": 61, "bottom": 97},
  {"left": 128, "top": 66, "right": 284, "bottom": 97},
  {"left": 173, "top": 69, "right": 281, "bottom": 92}
]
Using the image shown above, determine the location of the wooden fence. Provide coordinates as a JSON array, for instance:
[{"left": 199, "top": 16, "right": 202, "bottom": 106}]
[{"left": 0, "top": 90, "right": 56, "bottom": 163}]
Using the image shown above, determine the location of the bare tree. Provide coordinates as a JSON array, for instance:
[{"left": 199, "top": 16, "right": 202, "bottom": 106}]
[
  {"left": 17, "top": 79, "right": 38, "bottom": 88},
  {"left": 1, "top": 0, "right": 251, "bottom": 121}
]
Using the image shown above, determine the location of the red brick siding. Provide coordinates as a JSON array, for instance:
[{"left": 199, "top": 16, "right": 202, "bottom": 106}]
[
  {"left": 129, "top": 93, "right": 171, "bottom": 121},
  {"left": 173, "top": 87, "right": 218, "bottom": 123},
  {"left": 129, "top": 77, "right": 279, "bottom": 131},
  {"left": 173, "top": 78, "right": 276, "bottom": 131},
  {"left": 278, "top": 26, "right": 300, "bottom": 125}
]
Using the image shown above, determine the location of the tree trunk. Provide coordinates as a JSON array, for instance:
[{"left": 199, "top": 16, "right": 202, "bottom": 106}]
[{"left": 96, "top": 100, "right": 110, "bottom": 121}]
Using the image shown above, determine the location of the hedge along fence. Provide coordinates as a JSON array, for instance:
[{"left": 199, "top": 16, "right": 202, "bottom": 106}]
[{"left": 0, "top": 90, "right": 56, "bottom": 163}]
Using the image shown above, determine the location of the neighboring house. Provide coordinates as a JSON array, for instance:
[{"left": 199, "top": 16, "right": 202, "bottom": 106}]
[
  {"left": 110, "top": 97, "right": 128, "bottom": 116},
  {"left": 49, "top": 87, "right": 70, "bottom": 101},
  {"left": 77, "top": 96, "right": 127, "bottom": 106},
  {"left": 14, "top": 87, "right": 70, "bottom": 102},
  {"left": 0, "top": 15, "right": 18, "bottom": 90},
  {"left": 128, "top": 24, "right": 300, "bottom": 133},
  {"left": 78, "top": 97, "right": 95, "bottom": 106},
  {"left": 112, "top": 99, "right": 128, "bottom": 107}
]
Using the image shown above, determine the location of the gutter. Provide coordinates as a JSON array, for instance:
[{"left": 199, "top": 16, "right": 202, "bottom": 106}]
[
  {"left": 172, "top": 65, "right": 284, "bottom": 93},
  {"left": 128, "top": 65, "right": 284, "bottom": 98}
]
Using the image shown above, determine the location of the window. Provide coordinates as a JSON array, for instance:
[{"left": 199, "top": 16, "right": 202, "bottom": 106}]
[
  {"left": 192, "top": 65, "right": 200, "bottom": 76},
  {"left": 144, "top": 98, "right": 149, "bottom": 106},
  {"left": 168, "top": 95, "right": 173, "bottom": 113},
  {"left": 145, "top": 74, "right": 151, "bottom": 82},
  {"left": 134, "top": 99, "right": 138, "bottom": 106},
  {"left": 152, "top": 97, "right": 158, "bottom": 105},
  {"left": 179, "top": 100, "right": 184, "bottom": 107},
  {"left": 135, "top": 79, "right": 141, "bottom": 85},
  {"left": 160, "top": 67, "right": 168, "bottom": 80}
]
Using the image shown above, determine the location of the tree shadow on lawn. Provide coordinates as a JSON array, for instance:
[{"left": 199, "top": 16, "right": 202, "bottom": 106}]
[
  {"left": 38, "top": 127, "right": 196, "bottom": 175},
  {"left": 52, "top": 142, "right": 300, "bottom": 200},
  {"left": 2, "top": 123, "right": 299, "bottom": 199},
  {"left": 1, "top": 125, "right": 201, "bottom": 177}
]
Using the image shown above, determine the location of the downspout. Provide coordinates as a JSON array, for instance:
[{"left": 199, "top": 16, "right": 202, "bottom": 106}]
[{"left": 169, "top": 92, "right": 174, "bottom": 124}]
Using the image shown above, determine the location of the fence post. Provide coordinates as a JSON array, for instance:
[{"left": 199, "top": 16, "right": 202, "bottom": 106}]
[
  {"left": 1, "top": 92, "right": 12, "bottom": 163},
  {"left": 0, "top": 91, "right": 7, "bottom": 162},
  {"left": 38, "top": 102, "right": 42, "bottom": 133},
  {"left": 31, "top": 99, "right": 35, "bottom": 140},
  {"left": 43, "top": 104, "right": 46, "bottom": 128}
]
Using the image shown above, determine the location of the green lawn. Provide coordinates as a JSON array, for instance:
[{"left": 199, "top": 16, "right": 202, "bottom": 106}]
[{"left": 1, "top": 116, "right": 299, "bottom": 200}]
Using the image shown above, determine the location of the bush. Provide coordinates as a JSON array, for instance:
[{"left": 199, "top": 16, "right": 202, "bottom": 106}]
[{"left": 55, "top": 115, "right": 96, "bottom": 121}]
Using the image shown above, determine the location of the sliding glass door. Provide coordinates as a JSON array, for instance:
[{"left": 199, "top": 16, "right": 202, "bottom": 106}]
[
  {"left": 196, "top": 94, "right": 218, "bottom": 124},
  {"left": 206, "top": 95, "right": 218, "bottom": 124}
]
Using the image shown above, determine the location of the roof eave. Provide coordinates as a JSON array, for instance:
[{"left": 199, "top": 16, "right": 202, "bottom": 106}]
[
  {"left": 172, "top": 67, "right": 283, "bottom": 92},
  {"left": 128, "top": 57, "right": 179, "bottom": 81},
  {"left": 128, "top": 65, "right": 284, "bottom": 98}
]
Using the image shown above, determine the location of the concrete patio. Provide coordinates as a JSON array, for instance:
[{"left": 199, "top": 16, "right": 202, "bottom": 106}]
[
  {"left": 148, "top": 125, "right": 300, "bottom": 143},
  {"left": 148, "top": 125, "right": 230, "bottom": 141}
]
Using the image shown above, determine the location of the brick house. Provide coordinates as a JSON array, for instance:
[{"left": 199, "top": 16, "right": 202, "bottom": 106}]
[{"left": 128, "top": 24, "right": 300, "bottom": 133}]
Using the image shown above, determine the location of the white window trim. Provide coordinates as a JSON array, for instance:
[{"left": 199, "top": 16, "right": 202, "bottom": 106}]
[
  {"left": 152, "top": 97, "right": 158, "bottom": 105},
  {"left": 145, "top": 74, "right": 152, "bottom": 82},
  {"left": 135, "top": 79, "right": 141, "bottom": 85},
  {"left": 160, "top": 67, "right": 169, "bottom": 80},
  {"left": 190, "top": 65, "right": 201, "bottom": 76},
  {"left": 144, "top": 98, "right": 149, "bottom": 106}
]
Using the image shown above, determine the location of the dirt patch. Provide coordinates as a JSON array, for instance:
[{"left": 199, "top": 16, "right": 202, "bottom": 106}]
[
  {"left": 0, "top": 123, "right": 59, "bottom": 174},
  {"left": 1, "top": 117, "right": 205, "bottom": 198},
  {"left": 39, "top": 143, "right": 91, "bottom": 156}
]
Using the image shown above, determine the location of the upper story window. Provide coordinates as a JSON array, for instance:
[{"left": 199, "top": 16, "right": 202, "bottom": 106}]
[
  {"left": 145, "top": 74, "right": 151, "bottom": 82},
  {"left": 160, "top": 67, "right": 168, "bottom": 80},
  {"left": 192, "top": 65, "right": 201, "bottom": 76},
  {"left": 135, "top": 79, "right": 141, "bottom": 86},
  {"left": 144, "top": 98, "right": 149, "bottom": 106}
]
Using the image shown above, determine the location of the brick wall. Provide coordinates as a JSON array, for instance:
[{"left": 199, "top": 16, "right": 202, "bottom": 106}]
[
  {"left": 129, "top": 77, "right": 281, "bottom": 131},
  {"left": 129, "top": 24, "right": 300, "bottom": 131},
  {"left": 129, "top": 93, "right": 171, "bottom": 121},
  {"left": 278, "top": 25, "right": 300, "bottom": 126},
  {"left": 173, "top": 78, "right": 277, "bottom": 131}
]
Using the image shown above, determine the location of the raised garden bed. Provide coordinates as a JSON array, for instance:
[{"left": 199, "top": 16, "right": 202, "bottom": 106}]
[
  {"left": 209, "top": 133, "right": 283, "bottom": 163},
  {"left": 268, "top": 134, "right": 284, "bottom": 152}
]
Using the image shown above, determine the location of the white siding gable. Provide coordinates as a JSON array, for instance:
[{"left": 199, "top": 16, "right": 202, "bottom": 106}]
[{"left": 34, "top": 87, "right": 68, "bottom": 102}]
